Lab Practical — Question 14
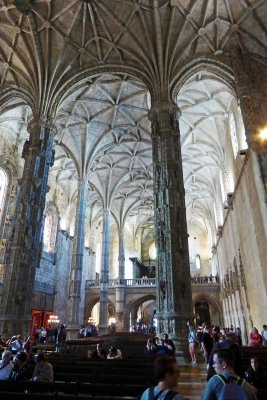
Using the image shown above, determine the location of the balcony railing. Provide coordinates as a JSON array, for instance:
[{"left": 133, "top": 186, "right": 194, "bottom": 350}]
[
  {"left": 86, "top": 278, "right": 156, "bottom": 289},
  {"left": 86, "top": 276, "right": 219, "bottom": 289},
  {"left": 191, "top": 275, "right": 219, "bottom": 284}
]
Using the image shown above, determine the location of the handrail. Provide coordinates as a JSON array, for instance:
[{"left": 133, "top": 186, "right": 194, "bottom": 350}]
[
  {"left": 86, "top": 276, "right": 219, "bottom": 289},
  {"left": 85, "top": 278, "right": 156, "bottom": 289},
  {"left": 191, "top": 275, "right": 219, "bottom": 284}
]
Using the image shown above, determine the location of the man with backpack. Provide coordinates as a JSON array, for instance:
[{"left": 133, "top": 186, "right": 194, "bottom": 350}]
[
  {"left": 140, "top": 356, "right": 185, "bottom": 400},
  {"left": 201, "top": 349, "right": 257, "bottom": 400}
]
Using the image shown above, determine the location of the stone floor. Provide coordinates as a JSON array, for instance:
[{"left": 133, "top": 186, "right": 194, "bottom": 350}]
[{"left": 175, "top": 363, "right": 207, "bottom": 400}]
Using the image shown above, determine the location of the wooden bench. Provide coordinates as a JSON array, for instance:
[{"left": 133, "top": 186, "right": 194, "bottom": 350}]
[{"left": 0, "top": 381, "right": 143, "bottom": 398}]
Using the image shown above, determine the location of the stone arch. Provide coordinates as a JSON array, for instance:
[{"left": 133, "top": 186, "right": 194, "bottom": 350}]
[
  {"left": 193, "top": 293, "right": 223, "bottom": 326},
  {"left": 52, "top": 65, "right": 153, "bottom": 116},
  {"left": 85, "top": 296, "right": 116, "bottom": 323},
  {"left": 171, "top": 58, "right": 235, "bottom": 99},
  {"left": 124, "top": 294, "right": 156, "bottom": 331}
]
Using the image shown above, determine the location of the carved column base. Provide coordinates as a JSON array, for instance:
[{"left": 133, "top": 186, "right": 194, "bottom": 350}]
[
  {"left": 66, "top": 326, "right": 79, "bottom": 340},
  {"left": 115, "top": 312, "right": 124, "bottom": 332},
  {"left": 115, "top": 285, "right": 125, "bottom": 332},
  {"left": 173, "top": 338, "right": 191, "bottom": 365},
  {"left": 0, "top": 315, "right": 31, "bottom": 339},
  {"left": 98, "top": 324, "right": 109, "bottom": 336}
]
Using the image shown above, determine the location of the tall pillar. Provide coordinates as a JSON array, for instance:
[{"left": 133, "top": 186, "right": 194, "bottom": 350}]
[
  {"left": 115, "top": 227, "right": 126, "bottom": 331},
  {"left": 0, "top": 115, "right": 56, "bottom": 337},
  {"left": 118, "top": 228, "right": 125, "bottom": 280},
  {"left": 231, "top": 49, "right": 267, "bottom": 197},
  {"left": 98, "top": 209, "right": 111, "bottom": 335},
  {"left": 67, "top": 178, "right": 88, "bottom": 339},
  {"left": 149, "top": 101, "right": 193, "bottom": 343}
]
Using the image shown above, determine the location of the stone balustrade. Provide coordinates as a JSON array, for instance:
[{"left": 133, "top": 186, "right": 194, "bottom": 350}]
[
  {"left": 191, "top": 275, "right": 219, "bottom": 284},
  {"left": 86, "top": 277, "right": 156, "bottom": 289},
  {"left": 86, "top": 276, "right": 219, "bottom": 289}
]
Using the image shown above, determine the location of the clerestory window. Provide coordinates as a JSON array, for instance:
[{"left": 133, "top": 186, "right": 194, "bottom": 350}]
[
  {"left": 43, "top": 206, "right": 58, "bottom": 253},
  {"left": 229, "top": 112, "right": 238, "bottom": 159},
  {"left": 0, "top": 168, "right": 8, "bottom": 226}
]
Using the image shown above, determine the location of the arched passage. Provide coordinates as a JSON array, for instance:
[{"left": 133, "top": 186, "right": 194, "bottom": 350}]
[
  {"left": 193, "top": 293, "right": 223, "bottom": 327},
  {"left": 85, "top": 296, "right": 116, "bottom": 326},
  {"left": 124, "top": 294, "right": 156, "bottom": 332}
]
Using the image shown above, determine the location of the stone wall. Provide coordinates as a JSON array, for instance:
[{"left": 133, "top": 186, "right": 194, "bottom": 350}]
[
  {"left": 34, "top": 229, "right": 93, "bottom": 326},
  {"left": 215, "top": 151, "right": 267, "bottom": 339}
]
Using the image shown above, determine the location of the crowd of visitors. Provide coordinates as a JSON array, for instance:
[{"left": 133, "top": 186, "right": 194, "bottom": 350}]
[
  {"left": 0, "top": 335, "right": 54, "bottom": 382},
  {"left": 35, "top": 324, "right": 66, "bottom": 344},
  {"left": 144, "top": 334, "right": 175, "bottom": 356},
  {"left": 0, "top": 324, "right": 267, "bottom": 400},
  {"left": 87, "top": 343, "right": 122, "bottom": 360}
]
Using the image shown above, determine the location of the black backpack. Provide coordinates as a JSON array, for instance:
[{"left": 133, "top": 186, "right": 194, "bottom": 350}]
[{"left": 148, "top": 387, "right": 177, "bottom": 400}]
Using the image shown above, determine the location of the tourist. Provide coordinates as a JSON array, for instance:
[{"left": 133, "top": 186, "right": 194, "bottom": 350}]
[
  {"left": 107, "top": 345, "right": 122, "bottom": 359},
  {"left": 188, "top": 325, "right": 198, "bottom": 365},
  {"left": 261, "top": 325, "right": 267, "bottom": 346},
  {"left": 201, "top": 326, "right": 214, "bottom": 363},
  {"left": 32, "top": 353, "right": 53, "bottom": 382},
  {"left": 245, "top": 357, "right": 265, "bottom": 389},
  {"left": 140, "top": 356, "right": 185, "bottom": 400},
  {"left": 8, "top": 334, "right": 23, "bottom": 355},
  {"left": 39, "top": 327, "right": 47, "bottom": 343},
  {"left": 9, "top": 352, "right": 31, "bottom": 381},
  {"left": 145, "top": 337, "right": 158, "bottom": 354},
  {"left": 56, "top": 324, "right": 66, "bottom": 352},
  {"left": 212, "top": 326, "right": 221, "bottom": 343},
  {"left": 88, "top": 343, "right": 107, "bottom": 359},
  {"left": 202, "top": 349, "right": 257, "bottom": 400},
  {"left": 0, "top": 335, "right": 6, "bottom": 351},
  {"left": 207, "top": 332, "right": 244, "bottom": 379},
  {"left": 163, "top": 334, "right": 175, "bottom": 356},
  {"left": 235, "top": 327, "right": 242, "bottom": 346},
  {"left": 0, "top": 350, "right": 14, "bottom": 380},
  {"left": 157, "top": 339, "right": 171, "bottom": 355},
  {"left": 249, "top": 327, "right": 262, "bottom": 347},
  {"left": 23, "top": 336, "right": 33, "bottom": 354}
]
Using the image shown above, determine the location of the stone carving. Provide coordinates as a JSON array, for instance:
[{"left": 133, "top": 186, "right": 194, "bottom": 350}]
[
  {"left": 0, "top": 115, "right": 56, "bottom": 336},
  {"left": 99, "top": 209, "right": 111, "bottom": 332},
  {"left": 150, "top": 100, "right": 193, "bottom": 339},
  {"left": 67, "top": 178, "right": 88, "bottom": 329}
]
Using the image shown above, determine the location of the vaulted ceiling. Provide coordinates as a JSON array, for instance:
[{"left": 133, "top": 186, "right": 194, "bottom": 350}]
[{"left": 0, "top": 0, "right": 266, "bottom": 257}]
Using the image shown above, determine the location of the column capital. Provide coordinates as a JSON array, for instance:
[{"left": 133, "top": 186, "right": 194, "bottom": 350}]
[{"left": 148, "top": 101, "right": 181, "bottom": 122}]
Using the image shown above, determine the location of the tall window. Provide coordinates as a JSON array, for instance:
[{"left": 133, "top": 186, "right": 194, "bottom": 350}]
[
  {"left": 229, "top": 113, "right": 238, "bottom": 159},
  {"left": 195, "top": 255, "right": 201, "bottom": 270},
  {"left": 0, "top": 168, "right": 8, "bottom": 223},
  {"left": 43, "top": 205, "right": 58, "bottom": 253}
]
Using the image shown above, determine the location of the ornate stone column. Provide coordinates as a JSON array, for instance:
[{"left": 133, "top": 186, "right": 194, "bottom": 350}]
[
  {"left": 115, "top": 227, "right": 126, "bottom": 331},
  {"left": 0, "top": 115, "right": 56, "bottom": 337},
  {"left": 67, "top": 178, "right": 88, "bottom": 338},
  {"left": 118, "top": 228, "right": 125, "bottom": 280},
  {"left": 149, "top": 101, "right": 193, "bottom": 344},
  {"left": 98, "top": 209, "right": 111, "bottom": 335},
  {"left": 231, "top": 49, "right": 267, "bottom": 197}
]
